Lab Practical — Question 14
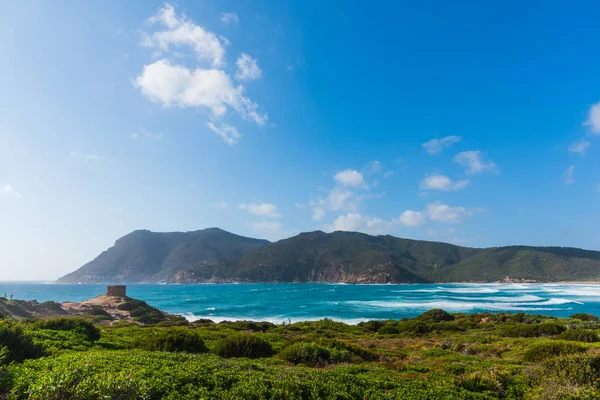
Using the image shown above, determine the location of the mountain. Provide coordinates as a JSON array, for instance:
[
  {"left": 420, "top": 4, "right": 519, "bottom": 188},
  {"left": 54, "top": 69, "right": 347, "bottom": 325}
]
[
  {"left": 57, "top": 228, "right": 270, "bottom": 283},
  {"left": 58, "top": 228, "right": 600, "bottom": 284}
]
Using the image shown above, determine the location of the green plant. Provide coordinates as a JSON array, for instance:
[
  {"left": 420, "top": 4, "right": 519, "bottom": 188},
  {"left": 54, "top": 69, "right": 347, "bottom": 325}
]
[
  {"left": 523, "top": 340, "right": 587, "bottom": 362},
  {"left": 503, "top": 322, "right": 565, "bottom": 338},
  {"left": 570, "top": 313, "right": 600, "bottom": 322},
  {"left": 131, "top": 328, "right": 207, "bottom": 353},
  {"left": 213, "top": 334, "right": 274, "bottom": 359},
  {"left": 278, "top": 342, "right": 350, "bottom": 366},
  {"left": 559, "top": 329, "right": 599, "bottom": 343},
  {"left": 416, "top": 309, "right": 455, "bottom": 322},
  {"left": 0, "top": 321, "right": 45, "bottom": 363},
  {"left": 542, "top": 354, "right": 600, "bottom": 387},
  {"left": 35, "top": 317, "right": 101, "bottom": 342}
]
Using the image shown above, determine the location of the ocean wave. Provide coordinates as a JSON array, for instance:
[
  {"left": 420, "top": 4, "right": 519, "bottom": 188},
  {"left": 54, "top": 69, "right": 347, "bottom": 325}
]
[
  {"left": 179, "top": 313, "right": 369, "bottom": 325},
  {"left": 343, "top": 299, "right": 576, "bottom": 312}
]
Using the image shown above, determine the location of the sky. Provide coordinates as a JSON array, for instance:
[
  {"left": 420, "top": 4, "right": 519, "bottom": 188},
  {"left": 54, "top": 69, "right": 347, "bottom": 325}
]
[{"left": 1, "top": 1, "right": 600, "bottom": 280}]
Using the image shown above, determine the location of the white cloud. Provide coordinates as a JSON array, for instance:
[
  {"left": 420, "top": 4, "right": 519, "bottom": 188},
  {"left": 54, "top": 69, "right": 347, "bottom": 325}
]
[
  {"left": 420, "top": 173, "right": 469, "bottom": 191},
  {"left": 585, "top": 102, "right": 600, "bottom": 134},
  {"left": 235, "top": 53, "right": 262, "bottom": 81},
  {"left": 422, "top": 135, "right": 461, "bottom": 154},
  {"left": 70, "top": 151, "right": 106, "bottom": 161},
  {"left": 324, "top": 187, "right": 356, "bottom": 211},
  {"left": 398, "top": 210, "right": 425, "bottom": 227},
  {"left": 211, "top": 201, "right": 228, "bottom": 209},
  {"left": 568, "top": 140, "right": 591, "bottom": 155},
  {"left": 330, "top": 213, "right": 394, "bottom": 235},
  {"left": 367, "top": 161, "right": 382, "bottom": 174},
  {"left": 563, "top": 165, "right": 575, "bottom": 185},
  {"left": 250, "top": 221, "right": 282, "bottom": 235},
  {"left": 131, "top": 128, "right": 163, "bottom": 140},
  {"left": 2, "top": 184, "right": 22, "bottom": 198},
  {"left": 207, "top": 122, "right": 242, "bottom": 145},
  {"left": 135, "top": 60, "right": 267, "bottom": 125},
  {"left": 334, "top": 169, "right": 365, "bottom": 187},
  {"left": 454, "top": 151, "right": 497, "bottom": 174},
  {"left": 425, "top": 202, "right": 472, "bottom": 223},
  {"left": 220, "top": 12, "right": 239, "bottom": 25},
  {"left": 144, "top": 4, "right": 226, "bottom": 67},
  {"left": 312, "top": 207, "right": 325, "bottom": 221},
  {"left": 239, "top": 202, "right": 281, "bottom": 218}
]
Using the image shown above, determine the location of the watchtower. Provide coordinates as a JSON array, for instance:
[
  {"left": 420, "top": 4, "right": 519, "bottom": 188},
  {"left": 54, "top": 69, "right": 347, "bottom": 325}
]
[{"left": 106, "top": 285, "right": 126, "bottom": 297}]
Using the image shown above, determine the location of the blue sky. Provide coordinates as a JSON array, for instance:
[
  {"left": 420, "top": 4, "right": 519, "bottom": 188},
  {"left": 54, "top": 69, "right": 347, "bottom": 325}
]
[{"left": 1, "top": 1, "right": 600, "bottom": 280}]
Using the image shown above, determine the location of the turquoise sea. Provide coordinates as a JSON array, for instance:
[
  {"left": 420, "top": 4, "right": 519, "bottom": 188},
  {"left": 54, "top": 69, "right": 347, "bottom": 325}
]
[{"left": 1, "top": 283, "right": 599, "bottom": 323}]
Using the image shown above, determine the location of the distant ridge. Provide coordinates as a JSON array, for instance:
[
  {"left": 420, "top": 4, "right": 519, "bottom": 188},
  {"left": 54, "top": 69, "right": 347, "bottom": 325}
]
[{"left": 57, "top": 228, "right": 600, "bottom": 284}]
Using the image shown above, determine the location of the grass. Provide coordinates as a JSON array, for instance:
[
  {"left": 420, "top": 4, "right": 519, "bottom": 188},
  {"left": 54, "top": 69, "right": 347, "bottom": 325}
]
[{"left": 1, "top": 310, "right": 600, "bottom": 399}]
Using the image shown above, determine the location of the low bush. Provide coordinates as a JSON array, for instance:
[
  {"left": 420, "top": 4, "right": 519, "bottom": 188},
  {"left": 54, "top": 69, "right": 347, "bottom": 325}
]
[
  {"left": 377, "top": 325, "right": 399, "bottom": 334},
  {"left": 358, "top": 320, "right": 385, "bottom": 332},
  {"left": 503, "top": 322, "right": 565, "bottom": 338},
  {"left": 131, "top": 328, "right": 207, "bottom": 353},
  {"left": 213, "top": 334, "right": 274, "bottom": 359},
  {"left": 397, "top": 321, "right": 431, "bottom": 334},
  {"left": 0, "top": 322, "right": 45, "bottom": 363},
  {"left": 279, "top": 342, "right": 350, "bottom": 366},
  {"left": 523, "top": 340, "right": 587, "bottom": 362},
  {"left": 35, "top": 317, "right": 100, "bottom": 342},
  {"left": 570, "top": 313, "right": 600, "bottom": 322},
  {"left": 559, "top": 329, "right": 599, "bottom": 343},
  {"left": 316, "top": 339, "right": 377, "bottom": 361},
  {"left": 416, "top": 309, "right": 454, "bottom": 322},
  {"left": 542, "top": 354, "right": 600, "bottom": 387},
  {"left": 219, "top": 320, "right": 276, "bottom": 332}
]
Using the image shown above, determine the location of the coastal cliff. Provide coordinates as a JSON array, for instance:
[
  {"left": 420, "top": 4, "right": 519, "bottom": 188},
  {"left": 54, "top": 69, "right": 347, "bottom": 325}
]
[{"left": 58, "top": 228, "right": 600, "bottom": 284}]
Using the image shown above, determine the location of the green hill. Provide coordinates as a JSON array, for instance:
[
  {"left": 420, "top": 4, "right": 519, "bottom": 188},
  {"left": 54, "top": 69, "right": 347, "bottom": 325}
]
[{"left": 58, "top": 229, "right": 600, "bottom": 283}]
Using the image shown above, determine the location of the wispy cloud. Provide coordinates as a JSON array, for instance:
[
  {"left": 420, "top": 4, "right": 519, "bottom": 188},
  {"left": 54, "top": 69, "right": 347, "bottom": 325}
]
[
  {"left": 235, "top": 53, "right": 262, "bottom": 81},
  {"left": 1, "top": 184, "right": 22, "bottom": 198},
  {"left": 220, "top": 12, "right": 239, "bottom": 25},
  {"left": 425, "top": 202, "right": 473, "bottom": 223},
  {"left": 585, "top": 102, "right": 600, "bottom": 134},
  {"left": 211, "top": 201, "right": 228, "bottom": 210},
  {"left": 131, "top": 128, "right": 163, "bottom": 140},
  {"left": 420, "top": 173, "right": 469, "bottom": 191},
  {"left": 563, "top": 165, "right": 575, "bottom": 185},
  {"left": 207, "top": 122, "right": 242, "bottom": 145},
  {"left": 70, "top": 151, "right": 106, "bottom": 161},
  {"left": 422, "top": 135, "right": 461, "bottom": 154},
  {"left": 568, "top": 140, "right": 590, "bottom": 155},
  {"left": 454, "top": 151, "right": 497, "bottom": 174},
  {"left": 239, "top": 202, "right": 281, "bottom": 218}
]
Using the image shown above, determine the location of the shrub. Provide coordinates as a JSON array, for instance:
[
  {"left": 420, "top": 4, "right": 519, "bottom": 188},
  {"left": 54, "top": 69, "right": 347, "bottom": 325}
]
[
  {"left": 455, "top": 370, "right": 507, "bottom": 394},
  {"left": 503, "top": 322, "right": 565, "bottom": 338},
  {"left": 35, "top": 317, "right": 100, "bottom": 342},
  {"left": 543, "top": 354, "right": 600, "bottom": 387},
  {"left": 570, "top": 313, "right": 600, "bottom": 322},
  {"left": 220, "top": 320, "right": 276, "bottom": 332},
  {"left": 358, "top": 320, "right": 385, "bottom": 332},
  {"left": 559, "top": 329, "right": 599, "bottom": 343},
  {"left": 279, "top": 342, "right": 350, "bottom": 366},
  {"left": 213, "top": 335, "right": 274, "bottom": 359},
  {"left": 377, "top": 325, "right": 400, "bottom": 335},
  {"left": 523, "top": 341, "right": 587, "bottom": 362},
  {"left": 397, "top": 321, "right": 431, "bottom": 334},
  {"left": 131, "top": 328, "right": 207, "bottom": 353},
  {"left": 0, "top": 322, "right": 45, "bottom": 363},
  {"left": 317, "top": 339, "right": 377, "bottom": 361},
  {"left": 416, "top": 309, "right": 454, "bottom": 322}
]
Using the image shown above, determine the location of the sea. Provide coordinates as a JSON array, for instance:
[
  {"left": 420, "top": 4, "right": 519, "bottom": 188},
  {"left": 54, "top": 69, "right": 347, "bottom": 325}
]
[{"left": 1, "top": 282, "right": 599, "bottom": 324}]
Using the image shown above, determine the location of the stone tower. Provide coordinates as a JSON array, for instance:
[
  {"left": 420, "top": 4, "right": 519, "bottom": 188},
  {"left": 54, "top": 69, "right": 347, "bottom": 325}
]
[{"left": 106, "top": 285, "right": 126, "bottom": 297}]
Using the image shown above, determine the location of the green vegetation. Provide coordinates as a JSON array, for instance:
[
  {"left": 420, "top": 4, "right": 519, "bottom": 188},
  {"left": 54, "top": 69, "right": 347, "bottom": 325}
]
[
  {"left": 2, "top": 310, "right": 600, "bottom": 398},
  {"left": 59, "top": 228, "right": 600, "bottom": 284}
]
